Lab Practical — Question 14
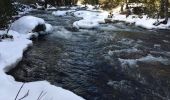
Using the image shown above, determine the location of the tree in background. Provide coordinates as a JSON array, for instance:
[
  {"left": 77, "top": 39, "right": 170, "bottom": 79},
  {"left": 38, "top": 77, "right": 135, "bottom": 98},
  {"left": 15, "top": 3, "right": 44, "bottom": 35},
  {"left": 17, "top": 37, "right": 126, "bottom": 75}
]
[
  {"left": 42, "top": 0, "right": 78, "bottom": 7},
  {"left": 159, "top": 0, "right": 169, "bottom": 23},
  {"left": 0, "top": 0, "right": 14, "bottom": 29}
]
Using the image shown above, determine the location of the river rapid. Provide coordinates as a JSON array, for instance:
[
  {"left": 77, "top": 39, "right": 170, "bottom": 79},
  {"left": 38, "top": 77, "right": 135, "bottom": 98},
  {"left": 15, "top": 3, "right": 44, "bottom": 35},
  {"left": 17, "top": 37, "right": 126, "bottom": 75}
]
[{"left": 8, "top": 9, "right": 170, "bottom": 100}]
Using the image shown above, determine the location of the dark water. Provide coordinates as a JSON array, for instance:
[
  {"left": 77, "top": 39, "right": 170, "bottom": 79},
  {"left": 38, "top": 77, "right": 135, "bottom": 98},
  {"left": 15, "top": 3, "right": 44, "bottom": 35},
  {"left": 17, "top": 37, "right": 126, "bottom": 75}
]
[{"left": 8, "top": 10, "right": 170, "bottom": 100}]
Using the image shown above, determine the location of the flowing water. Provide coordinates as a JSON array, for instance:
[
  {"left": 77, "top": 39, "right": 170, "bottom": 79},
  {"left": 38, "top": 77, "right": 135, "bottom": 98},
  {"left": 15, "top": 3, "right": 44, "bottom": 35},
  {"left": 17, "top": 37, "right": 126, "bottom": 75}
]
[{"left": 8, "top": 10, "right": 170, "bottom": 100}]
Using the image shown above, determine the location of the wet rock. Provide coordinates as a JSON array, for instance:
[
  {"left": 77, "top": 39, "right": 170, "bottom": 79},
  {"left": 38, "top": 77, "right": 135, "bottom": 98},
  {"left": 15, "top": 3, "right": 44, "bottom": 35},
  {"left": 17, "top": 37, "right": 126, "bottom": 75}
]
[{"left": 32, "top": 24, "right": 46, "bottom": 32}]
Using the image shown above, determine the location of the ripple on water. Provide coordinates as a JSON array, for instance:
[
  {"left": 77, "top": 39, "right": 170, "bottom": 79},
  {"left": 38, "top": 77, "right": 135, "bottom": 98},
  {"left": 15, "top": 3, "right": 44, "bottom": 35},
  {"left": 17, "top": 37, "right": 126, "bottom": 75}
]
[{"left": 7, "top": 10, "right": 170, "bottom": 100}]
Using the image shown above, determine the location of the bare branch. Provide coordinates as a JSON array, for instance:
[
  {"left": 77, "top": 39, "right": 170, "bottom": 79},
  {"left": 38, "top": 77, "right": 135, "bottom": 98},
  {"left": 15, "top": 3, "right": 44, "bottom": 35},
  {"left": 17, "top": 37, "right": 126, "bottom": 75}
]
[
  {"left": 15, "top": 83, "right": 25, "bottom": 100},
  {"left": 39, "top": 91, "right": 47, "bottom": 100},
  {"left": 37, "top": 91, "right": 44, "bottom": 100},
  {"left": 37, "top": 91, "right": 47, "bottom": 100},
  {"left": 18, "top": 90, "right": 29, "bottom": 100}
]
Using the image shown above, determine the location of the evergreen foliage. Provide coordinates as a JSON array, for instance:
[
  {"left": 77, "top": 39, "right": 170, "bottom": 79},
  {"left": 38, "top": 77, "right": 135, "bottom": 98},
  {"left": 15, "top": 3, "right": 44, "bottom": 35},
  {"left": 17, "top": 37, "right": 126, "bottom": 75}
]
[{"left": 0, "top": 0, "right": 15, "bottom": 29}]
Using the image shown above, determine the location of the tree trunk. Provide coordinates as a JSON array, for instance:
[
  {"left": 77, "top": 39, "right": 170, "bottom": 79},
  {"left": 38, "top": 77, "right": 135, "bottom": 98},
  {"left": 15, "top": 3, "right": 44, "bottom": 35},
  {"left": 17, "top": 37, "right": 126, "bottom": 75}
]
[
  {"left": 125, "top": 0, "right": 129, "bottom": 9},
  {"left": 154, "top": 0, "right": 169, "bottom": 26},
  {"left": 164, "top": 0, "right": 169, "bottom": 23},
  {"left": 160, "top": 0, "right": 165, "bottom": 18}
]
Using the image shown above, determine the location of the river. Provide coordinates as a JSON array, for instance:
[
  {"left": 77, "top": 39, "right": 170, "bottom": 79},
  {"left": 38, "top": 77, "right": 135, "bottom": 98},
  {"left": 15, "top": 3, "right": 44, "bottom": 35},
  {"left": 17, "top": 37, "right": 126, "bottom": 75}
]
[{"left": 8, "top": 9, "right": 170, "bottom": 100}]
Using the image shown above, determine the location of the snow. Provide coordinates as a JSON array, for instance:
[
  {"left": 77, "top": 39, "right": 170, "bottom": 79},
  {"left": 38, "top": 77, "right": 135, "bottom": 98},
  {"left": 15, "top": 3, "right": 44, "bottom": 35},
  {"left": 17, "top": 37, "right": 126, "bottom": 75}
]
[
  {"left": 46, "top": 4, "right": 57, "bottom": 10},
  {"left": 10, "top": 16, "right": 52, "bottom": 34},
  {"left": 1, "top": 3, "right": 170, "bottom": 99},
  {"left": 45, "top": 23, "right": 53, "bottom": 33},
  {"left": 72, "top": 7, "right": 167, "bottom": 30},
  {"left": 52, "top": 10, "right": 76, "bottom": 17},
  {"left": 73, "top": 19, "right": 99, "bottom": 29},
  {"left": 0, "top": 30, "right": 32, "bottom": 71},
  {"left": 128, "top": 3, "right": 146, "bottom": 7},
  {"left": 85, "top": 5, "right": 95, "bottom": 10},
  {"left": 13, "top": 2, "right": 33, "bottom": 15},
  {"left": 112, "top": 14, "right": 170, "bottom": 29},
  {"left": 74, "top": 10, "right": 108, "bottom": 23},
  {"left": 0, "top": 16, "right": 84, "bottom": 99},
  {"left": 73, "top": 10, "right": 108, "bottom": 29},
  {"left": 36, "top": 3, "right": 43, "bottom": 9},
  {"left": 52, "top": 9, "right": 106, "bottom": 29},
  {"left": 51, "top": 4, "right": 170, "bottom": 30}
]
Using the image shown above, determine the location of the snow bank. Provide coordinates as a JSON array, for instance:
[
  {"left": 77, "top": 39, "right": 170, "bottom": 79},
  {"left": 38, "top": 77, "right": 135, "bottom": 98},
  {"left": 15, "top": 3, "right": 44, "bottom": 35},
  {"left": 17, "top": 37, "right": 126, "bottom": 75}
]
[
  {"left": 74, "top": 10, "right": 108, "bottom": 23},
  {"left": 51, "top": 5, "right": 170, "bottom": 30},
  {"left": 112, "top": 14, "right": 170, "bottom": 29},
  {"left": 52, "top": 10, "right": 75, "bottom": 17},
  {"left": 73, "top": 20, "right": 99, "bottom": 29},
  {"left": 51, "top": 5, "right": 108, "bottom": 29},
  {"left": 73, "top": 10, "right": 108, "bottom": 29},
  {"left": 0, "top": 30, "right": 32, "bottom": 71},
  {"left": 10, "top": 16, "right": 53, "bottom": 34},
  {"left": 0, "top": 16, "right": 84, "bottom": 100}
]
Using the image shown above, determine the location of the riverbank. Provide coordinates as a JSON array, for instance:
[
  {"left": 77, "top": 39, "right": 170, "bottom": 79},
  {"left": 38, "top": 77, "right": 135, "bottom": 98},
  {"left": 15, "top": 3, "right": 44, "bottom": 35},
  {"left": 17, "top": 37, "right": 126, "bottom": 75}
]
[{"left": 0, "top": 6, "right": 84, "bottom": 100}]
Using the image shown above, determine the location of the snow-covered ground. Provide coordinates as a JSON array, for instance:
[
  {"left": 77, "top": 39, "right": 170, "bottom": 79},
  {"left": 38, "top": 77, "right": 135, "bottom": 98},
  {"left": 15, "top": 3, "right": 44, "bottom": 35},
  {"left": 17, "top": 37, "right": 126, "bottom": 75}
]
[
  {"left": 73, "top": 10, "right": 108, "bottom": 29},
  {"left": 52, "top": 5, "right": 170, "bottom": 30},
  {"left": 0, "top": 16, "right": 84, "bottom": 100},
  {"left": 51, "top": 5, "right": 109, "bottom": 29},
  {"left": 112, "top": 14, "right": 170, "bottom": 29}
]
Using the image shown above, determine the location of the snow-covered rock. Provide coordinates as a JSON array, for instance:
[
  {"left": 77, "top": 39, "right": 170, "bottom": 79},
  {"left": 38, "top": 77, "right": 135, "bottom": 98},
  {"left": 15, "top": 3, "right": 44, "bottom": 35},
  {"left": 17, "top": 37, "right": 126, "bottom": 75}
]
[
  {"left": 73, "top": 10, "right": 108, "bottom": 29},
  {"left": 10, "top": 16, "right": 52, "bottom": 34},
  {"left": 73, "top": 20, "right": 99, "bottom": 29},
  {"left": 45, "top": 23, "right": 53, "bottom": 33}
]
